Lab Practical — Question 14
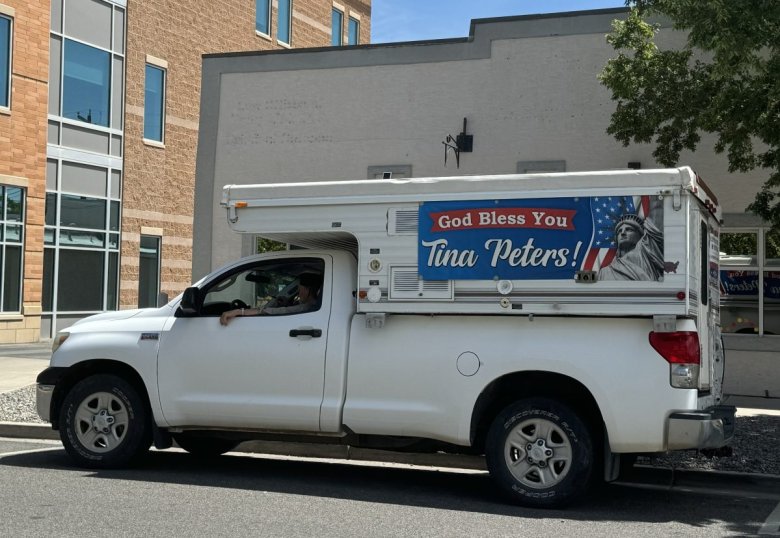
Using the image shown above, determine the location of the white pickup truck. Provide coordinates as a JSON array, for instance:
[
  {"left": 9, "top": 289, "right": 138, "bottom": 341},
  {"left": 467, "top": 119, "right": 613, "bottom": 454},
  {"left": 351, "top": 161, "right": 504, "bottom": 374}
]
[{"left": 37, "top": 168, "right": 735, "bottom": 508}]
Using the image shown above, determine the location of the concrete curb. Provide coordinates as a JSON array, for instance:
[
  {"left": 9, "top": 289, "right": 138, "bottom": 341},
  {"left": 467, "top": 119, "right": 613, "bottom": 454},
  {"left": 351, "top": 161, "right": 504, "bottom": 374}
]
[
  {"left": 616, "top": 465, "right": 780, "bottom": 500},
  {"left": 0, "top": 422, "right": 59, "bottom": 441},
  {"left": 2, "top": 421, "right": 779, "bottom": 500}
]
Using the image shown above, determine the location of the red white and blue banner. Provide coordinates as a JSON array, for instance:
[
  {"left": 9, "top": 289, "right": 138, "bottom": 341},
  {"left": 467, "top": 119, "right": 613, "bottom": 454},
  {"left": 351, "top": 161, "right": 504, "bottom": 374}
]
[
  {"left": 720, "top": 271, "right": 780, "bottom": 299},
  {"left": 418, "top": 196, "right": 664, "bottom": 281}
]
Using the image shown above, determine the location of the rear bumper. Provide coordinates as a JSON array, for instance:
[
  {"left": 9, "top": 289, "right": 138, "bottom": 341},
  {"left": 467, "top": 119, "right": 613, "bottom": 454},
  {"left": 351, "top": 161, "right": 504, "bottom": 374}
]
[{"left": 666, "top": 405, "right": 736, "bottom": 450}]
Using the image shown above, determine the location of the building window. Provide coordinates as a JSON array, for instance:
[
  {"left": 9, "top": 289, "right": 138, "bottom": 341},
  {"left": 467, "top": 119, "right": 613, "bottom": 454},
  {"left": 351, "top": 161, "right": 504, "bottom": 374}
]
[
  {"left": 720, "top": 228, "right": 780, "bottom": 335},
  {"left": 45, "top": 1, "right": 124, "bottom": 337},
  {"left": 347, "top": 16, "right": 359, "bottom": 45},
  {"left": 0, "top": 186, "right": 24, "bottom": 312},
  {"left": 277, "top": 0, "right": 292, "bottom": 45},
  {"left": 331, "top": 8, "right": 343, "bottom": 46},
  {"left": 56, "top": 249, "right": 105, "bottom": 311},
  {"left": 43, "top": 159, "right": 120, "bottom": 315},
  {"left": 144, "top": 64, "right": 165, "bottom": 142},
  {"left": 0, "top": 14, "right": 11, "bottom": 108},
  {"left": 256, "top": 0, "right": 271, "bottom": 36},
  {"left": 62, "top": 39, "right": 111, "bottom": 127},
  {"left": 138, "top": 235, "right": 161, "bottom": 308}
]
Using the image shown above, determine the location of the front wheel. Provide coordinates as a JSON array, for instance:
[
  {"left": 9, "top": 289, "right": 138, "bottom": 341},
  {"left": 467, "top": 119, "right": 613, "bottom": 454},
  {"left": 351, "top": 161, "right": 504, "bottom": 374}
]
[
  {"left": 485, "top": 397, "right": 594, "bottom": 508},
  {"left": 59, "top": 374, "right": 151, "bottom": 468}
]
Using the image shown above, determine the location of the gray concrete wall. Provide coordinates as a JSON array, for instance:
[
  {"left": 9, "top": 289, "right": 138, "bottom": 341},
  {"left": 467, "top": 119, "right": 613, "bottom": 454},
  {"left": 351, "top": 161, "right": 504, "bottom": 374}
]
[
  {"left": 195, "top": 8, "right": 764, "bottom": 274},
  {"left": 722, "top": 336, "right": 780, "bottom": 398}
]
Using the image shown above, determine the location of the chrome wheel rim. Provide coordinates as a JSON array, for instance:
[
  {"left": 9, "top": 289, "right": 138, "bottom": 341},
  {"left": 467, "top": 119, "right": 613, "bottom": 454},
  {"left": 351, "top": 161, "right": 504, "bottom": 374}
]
[
  {"left": 74, "top": 391, "right": 129, "bottom": 453},
  {"left": 504, "top": 417, "right": 573, "bottom": 489}
]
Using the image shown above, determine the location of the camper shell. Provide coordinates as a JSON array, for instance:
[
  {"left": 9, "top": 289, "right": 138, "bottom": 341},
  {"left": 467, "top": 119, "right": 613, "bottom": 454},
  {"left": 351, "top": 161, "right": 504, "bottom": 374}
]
[{"left": 221, "top": 167, "right": 721, "bottom": 318}]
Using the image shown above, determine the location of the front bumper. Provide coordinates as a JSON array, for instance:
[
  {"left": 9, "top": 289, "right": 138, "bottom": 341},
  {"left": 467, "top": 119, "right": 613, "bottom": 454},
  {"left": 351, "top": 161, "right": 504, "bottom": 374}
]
[
  {"left": 666, "top": 405, "right": 736, "bottom": 450},
  {"left": 36, "top": 384, "right": 54, "bottom": 423},
  {"left": 35, "top": 367, "right": 69, "bottom": 425}
]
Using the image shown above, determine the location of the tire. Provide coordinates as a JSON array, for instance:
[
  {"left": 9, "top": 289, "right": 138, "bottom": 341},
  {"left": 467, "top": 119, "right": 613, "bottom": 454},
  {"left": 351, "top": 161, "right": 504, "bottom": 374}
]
[
  {"left": 59, "top": 374, "right": 151, "bottom": 469},
  {"left": 173, "top": 434, "right": 239, "bottom": 457},
  {"left": 485, "top": 397, "right": 594, "bottom": 508}
]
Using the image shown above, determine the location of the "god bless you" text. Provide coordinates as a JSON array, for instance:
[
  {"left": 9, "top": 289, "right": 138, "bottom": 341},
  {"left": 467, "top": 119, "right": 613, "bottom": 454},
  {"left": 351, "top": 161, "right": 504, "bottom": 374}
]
[{"left": 430, "top": 208, "right": 576, "bottom": 232}]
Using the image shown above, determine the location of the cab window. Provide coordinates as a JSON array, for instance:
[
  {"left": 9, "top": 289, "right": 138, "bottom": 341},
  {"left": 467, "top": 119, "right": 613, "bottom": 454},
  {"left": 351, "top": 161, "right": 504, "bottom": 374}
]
[{"left": 200, "top": 258, "right": 324, "bottom": 316}]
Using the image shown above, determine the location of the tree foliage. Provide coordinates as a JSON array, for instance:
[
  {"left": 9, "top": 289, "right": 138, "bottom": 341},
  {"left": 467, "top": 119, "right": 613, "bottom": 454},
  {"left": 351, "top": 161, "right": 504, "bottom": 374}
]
[
  {"left": 599, "top": 1, "right": 780, "bottom": 226},
  {"left": 256, "top": 237, "right": 287, "bottom": 253}
]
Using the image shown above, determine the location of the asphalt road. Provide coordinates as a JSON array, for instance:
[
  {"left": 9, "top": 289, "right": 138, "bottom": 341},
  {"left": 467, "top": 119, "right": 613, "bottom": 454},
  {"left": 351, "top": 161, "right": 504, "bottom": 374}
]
[{"left": 1, "top": 438, "right": 778, "bottom": 537}]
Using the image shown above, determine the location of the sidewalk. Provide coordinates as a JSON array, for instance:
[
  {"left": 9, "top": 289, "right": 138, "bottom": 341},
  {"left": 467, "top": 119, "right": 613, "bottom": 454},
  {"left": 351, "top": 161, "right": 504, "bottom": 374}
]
[{"left": 0, "top": 342, "right": 52, "bottom": 393}]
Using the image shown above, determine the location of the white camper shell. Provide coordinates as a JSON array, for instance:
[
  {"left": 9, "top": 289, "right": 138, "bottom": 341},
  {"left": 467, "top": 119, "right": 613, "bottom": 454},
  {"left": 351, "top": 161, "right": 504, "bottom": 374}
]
[{"left": 222, "top": 167, "right": 721, "bottom": 319}]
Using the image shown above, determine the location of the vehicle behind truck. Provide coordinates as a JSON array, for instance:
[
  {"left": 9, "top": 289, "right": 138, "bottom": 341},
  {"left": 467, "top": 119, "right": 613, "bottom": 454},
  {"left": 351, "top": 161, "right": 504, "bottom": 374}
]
[{"left": 36, "top": 167, "right": 734, "bottom": 508}]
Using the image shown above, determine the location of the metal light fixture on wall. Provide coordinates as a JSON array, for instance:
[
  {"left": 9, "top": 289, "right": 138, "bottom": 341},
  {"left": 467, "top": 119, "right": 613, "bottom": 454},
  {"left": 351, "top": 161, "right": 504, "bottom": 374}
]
[{"left": 442, "top": 117, "right": 474, "bottom": 168}]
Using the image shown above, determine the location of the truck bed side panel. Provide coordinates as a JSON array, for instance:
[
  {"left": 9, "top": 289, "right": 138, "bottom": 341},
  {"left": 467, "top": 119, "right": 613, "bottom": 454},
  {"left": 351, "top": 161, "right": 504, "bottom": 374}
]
[{"left": 343, "top": 314, "right": 698, "bottom": 452}]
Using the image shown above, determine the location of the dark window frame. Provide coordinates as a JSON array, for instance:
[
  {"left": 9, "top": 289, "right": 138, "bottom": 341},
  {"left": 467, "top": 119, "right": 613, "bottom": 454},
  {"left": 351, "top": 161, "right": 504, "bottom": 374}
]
[
  {"left": 347, "top": 16, "right": 359, "bottom": 45},
  {"left": 0, "top": 185, "right": 24, "bottom": 312},
  {"left": 331, "top": 8, "right": 343, "bottom": 46},
  {"left": 277, "top": 0, "right": 292, "bottom": 45},
  {"left": 143, "top": 63, "right": 166, "bottom": 143},
  {"left": 62, "top": 38, "right": 112, "bottom": 128},
  {"left": 138, "top": 235, "right": 161, "bottom": 308},
  {"left": 0, "top": 14, "right": 12, "bottom": 109},
  {"left": 256, "top": 0, "right": 271, "bottom": 36}
]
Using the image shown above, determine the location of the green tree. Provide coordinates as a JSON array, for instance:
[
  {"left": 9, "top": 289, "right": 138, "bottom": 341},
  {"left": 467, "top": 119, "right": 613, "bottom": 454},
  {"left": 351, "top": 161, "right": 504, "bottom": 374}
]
[
  {"left": 599, "top": 1, "right": 780, "bottom": 226},
  {"left": 256, "top": 237, "right": 287, "bottom": 253}
]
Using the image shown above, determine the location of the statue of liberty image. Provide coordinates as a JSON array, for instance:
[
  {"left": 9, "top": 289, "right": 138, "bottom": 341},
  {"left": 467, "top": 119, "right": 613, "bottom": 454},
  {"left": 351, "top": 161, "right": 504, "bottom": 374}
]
[{"left": 598, "top": 196, "right": 664, "bottom": 281}]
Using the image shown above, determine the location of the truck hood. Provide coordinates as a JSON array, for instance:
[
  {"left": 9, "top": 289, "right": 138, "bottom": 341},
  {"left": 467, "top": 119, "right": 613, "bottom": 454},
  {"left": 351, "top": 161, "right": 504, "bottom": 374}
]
[{"left": 69, "top": 308, "right": 153, "bottom": 327}]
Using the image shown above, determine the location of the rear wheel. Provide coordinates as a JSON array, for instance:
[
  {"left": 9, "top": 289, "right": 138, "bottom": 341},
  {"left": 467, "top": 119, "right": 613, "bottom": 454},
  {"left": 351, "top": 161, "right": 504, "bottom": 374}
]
[
  {"left": 59, "top": 374, "right": 151, "bottom": 468},
  {"left": 173, "top": 434, "right": 239, "bottom": 457},
  {"left": 485, "top": 397, "right": 594, "bottom": 508}
]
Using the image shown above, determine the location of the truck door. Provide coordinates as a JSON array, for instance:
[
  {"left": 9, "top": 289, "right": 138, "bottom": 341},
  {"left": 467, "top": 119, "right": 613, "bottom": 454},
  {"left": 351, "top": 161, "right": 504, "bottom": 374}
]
[{"left": 157, "top": 256, "right": 331, "bottom": 431}]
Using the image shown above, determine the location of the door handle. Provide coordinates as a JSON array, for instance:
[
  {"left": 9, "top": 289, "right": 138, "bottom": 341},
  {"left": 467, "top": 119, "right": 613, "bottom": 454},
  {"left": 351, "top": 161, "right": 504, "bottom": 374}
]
[{"left": 289, "top": 328, "right": 322, "bottom": 338}]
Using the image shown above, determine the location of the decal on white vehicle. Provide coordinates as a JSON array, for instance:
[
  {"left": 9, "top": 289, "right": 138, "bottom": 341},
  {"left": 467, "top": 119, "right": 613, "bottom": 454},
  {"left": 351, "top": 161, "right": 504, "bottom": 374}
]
[{"left": 418, "top": 195, "right": 665, "bottom": 282}]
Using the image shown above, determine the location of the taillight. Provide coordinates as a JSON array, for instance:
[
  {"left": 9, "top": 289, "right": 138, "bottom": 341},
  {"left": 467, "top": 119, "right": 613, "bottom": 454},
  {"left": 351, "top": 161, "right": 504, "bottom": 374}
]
[{"left": 649, "top": 331, "right": 700, "bottom": 389}]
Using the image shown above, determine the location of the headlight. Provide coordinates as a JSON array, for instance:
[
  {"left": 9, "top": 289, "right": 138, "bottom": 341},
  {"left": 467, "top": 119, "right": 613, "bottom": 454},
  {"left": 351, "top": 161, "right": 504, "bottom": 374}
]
[{"left": 52, "top": 332, "right": 69, "bottom": 353}]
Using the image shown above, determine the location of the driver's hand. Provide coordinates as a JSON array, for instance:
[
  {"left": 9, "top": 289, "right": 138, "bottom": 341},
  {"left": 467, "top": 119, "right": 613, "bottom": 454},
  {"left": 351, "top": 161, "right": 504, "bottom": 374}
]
[{"left": 220, "top": 309, "right": 240, "bottom": 326}]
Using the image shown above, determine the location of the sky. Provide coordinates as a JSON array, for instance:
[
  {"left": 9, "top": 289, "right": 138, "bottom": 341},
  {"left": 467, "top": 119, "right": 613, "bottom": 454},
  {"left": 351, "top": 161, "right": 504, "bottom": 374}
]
[{"left": 371, "top": 0, "right": 627, "bottom": 43}]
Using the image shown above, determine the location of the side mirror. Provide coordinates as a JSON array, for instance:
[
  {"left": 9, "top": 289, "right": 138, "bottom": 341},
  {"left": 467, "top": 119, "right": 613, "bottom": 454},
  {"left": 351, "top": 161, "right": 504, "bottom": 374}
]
[{"left": 178, "top": 287, "right": 200, "bottom": 315}]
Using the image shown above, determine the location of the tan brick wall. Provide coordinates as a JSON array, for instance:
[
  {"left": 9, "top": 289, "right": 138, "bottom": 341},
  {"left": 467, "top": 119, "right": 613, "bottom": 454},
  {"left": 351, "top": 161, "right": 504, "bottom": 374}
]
[
  {"left": 121, "top": 0, "right": 371, "bottom": 307},
  {"left": 0, "top": 0, "right": 49, "bottom": 342},
  {"left": 268, "top": 0, "right": 371, "bottom": 48}
]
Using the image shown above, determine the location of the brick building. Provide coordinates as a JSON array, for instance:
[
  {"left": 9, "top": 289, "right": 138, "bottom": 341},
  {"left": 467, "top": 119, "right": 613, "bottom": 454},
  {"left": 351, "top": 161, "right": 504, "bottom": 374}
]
[
  {"left": 0, "top": 0, "right": 48, "bottom": 343},
  {"left": 0, "top": 0, "right": 370, "bottom": 341}
]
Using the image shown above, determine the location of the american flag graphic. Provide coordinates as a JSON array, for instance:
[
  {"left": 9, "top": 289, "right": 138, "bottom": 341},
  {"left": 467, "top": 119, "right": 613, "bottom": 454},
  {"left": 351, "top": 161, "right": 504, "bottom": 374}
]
[{"left": 581, "top": 195, "right": 651, "bottom": 271}]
